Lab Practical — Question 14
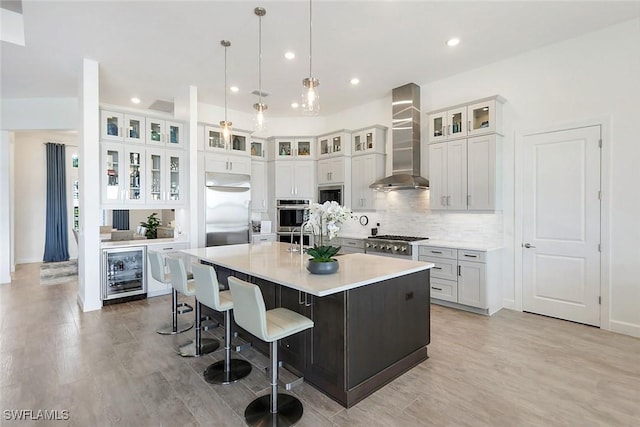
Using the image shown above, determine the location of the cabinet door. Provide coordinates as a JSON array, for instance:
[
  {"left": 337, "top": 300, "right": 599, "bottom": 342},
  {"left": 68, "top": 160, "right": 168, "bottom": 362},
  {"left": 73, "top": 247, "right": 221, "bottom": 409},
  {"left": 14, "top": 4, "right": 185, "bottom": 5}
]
[
  {"left": 227, "top": 155, "right": 251, "bottom": 175},
  {"left": 428, "top": 111, "right": 447, "bottom": 143},
  {"left": 166, "top": 150, "right": 185, "bottom": 204},
  {"left": 428, "top": 143, "right": 447, "bottom": 210},
  {"left": 350, "top": 156, "right": 365, "bottom": 209},
  {"left": 296, "top": 138, "right": 314, "bottom": 158},
  {"left": 124, "top": 114, "right": 146, "bottom": 144},
  {"left": 467, "top": 135, "right": 496, "bottom": 210},
  {"left": 458, "top": 260, "right": 487, "bottom": 308},
  {"left": 230, "top": 133, "right": 249, "bottom": 155},
  {"left": 330, "top": 157, "right": 345, "bottom": 183},
  {"left": 358, "top": 155, "right": 378, "bottom": 209},
  {"left": 251, "top": 161, "right": 268, "bottom": 212},
  {"left": 293, "top": 161, "right": 315, "bottom": 199},
  {"left": 446, "top": 139, "right": 468, "bottom": 210},
  {"left": 331, "top": 135, "right": 342, "bottom": 155},
  {"left": 317, "top": 159, "right": 332, "bottom": 185},
  {"left": 146, "top": 118, "right": 165, "bottom": 145},
  {"left": 102, "top": 144, "right": 124, "bottom": 204},
  {"left": 276, "top": 139, "right": 295, "bottom": 158},
  {"left": 166, "top": 121, "right": 184, "bottom": 148},
  {"left": 146, "top": 149, "right": 164, "bottom": 203},
  {"left": 101, "top": 111, "right": 124, "bottom": 141},
  {"left": 124, "top": 147, "right": 145, "bottom": 205},
  {"left": 278, "top": 286, "right": 308, "bottom": 372},
  {"left": 318, "top": 136, "right": 330, "bottom": 156},
  {"left": 204, "top": 126, "right": 227, "bottom": 152},
  {"left": 275, "top": 162, "right": 294, "bottom": 198},
  {"left": 467, "top": 99, "right": 496, "bottom": 136},
  {"left": 447, "top": 107, "right": 467, "bottom": 139},
  {"left": 353, "top": 132, "right": 365, "bottom": 154}
]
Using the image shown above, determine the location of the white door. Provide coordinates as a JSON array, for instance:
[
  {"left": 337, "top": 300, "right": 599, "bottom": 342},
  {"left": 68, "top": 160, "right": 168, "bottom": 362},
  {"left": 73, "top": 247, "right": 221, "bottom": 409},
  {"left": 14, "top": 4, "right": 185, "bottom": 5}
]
[{"left": 522, "top": 125, "right": 601, "bottom": 326}]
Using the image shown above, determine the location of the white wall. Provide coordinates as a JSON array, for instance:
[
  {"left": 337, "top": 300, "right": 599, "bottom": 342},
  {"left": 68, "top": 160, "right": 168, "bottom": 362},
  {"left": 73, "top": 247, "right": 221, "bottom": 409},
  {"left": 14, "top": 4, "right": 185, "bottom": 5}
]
[
  {"left": 13, "top": 131, "right": 79, "bottom": 263},
  {"left": 419, "top": 18, "right": 640, "bottom": 336},
  {"left": 0, "top": 131, "right": 12, "bottom": 283},
  {"left": 1, "top": 98, "right": 77, "bottom": 130}
]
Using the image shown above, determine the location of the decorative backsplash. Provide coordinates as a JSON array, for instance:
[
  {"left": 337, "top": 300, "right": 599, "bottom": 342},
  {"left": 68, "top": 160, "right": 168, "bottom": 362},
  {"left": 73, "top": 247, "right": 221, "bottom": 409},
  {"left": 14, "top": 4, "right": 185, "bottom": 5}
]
[{"left": 340, "top": 190, "right": 503, "bottom": 243}]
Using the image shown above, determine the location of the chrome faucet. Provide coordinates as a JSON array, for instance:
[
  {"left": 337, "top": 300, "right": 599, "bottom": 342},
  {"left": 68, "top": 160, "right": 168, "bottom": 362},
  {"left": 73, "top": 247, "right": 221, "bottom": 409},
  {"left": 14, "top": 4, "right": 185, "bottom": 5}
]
[
  {"left": 300, "top": 221, "right": 310, "bottom": 264},
  {"left": 287, "top": 227, "right": 300, "bottom": 252}
]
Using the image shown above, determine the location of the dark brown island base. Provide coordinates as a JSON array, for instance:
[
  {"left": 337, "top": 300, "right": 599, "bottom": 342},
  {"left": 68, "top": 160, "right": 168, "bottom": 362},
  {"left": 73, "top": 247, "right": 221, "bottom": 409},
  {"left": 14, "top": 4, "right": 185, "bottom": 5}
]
[{"left": 182, "top": 242, "right": 432, "bottom": 408}]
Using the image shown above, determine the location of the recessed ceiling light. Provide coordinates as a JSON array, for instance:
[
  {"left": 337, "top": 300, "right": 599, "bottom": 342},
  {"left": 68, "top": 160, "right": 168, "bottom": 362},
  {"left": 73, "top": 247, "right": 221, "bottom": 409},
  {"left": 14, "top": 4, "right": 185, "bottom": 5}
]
[
  {"left": 350, "top": 78, "right": 360, "bottom": 85},
  {"left": 291, "top": 102, "right": 299, "bottom": 109},
  {"left": 284, "top": 51, "right": 295, "bottom": 60},
  {"left": 446, "top": 38, "right": 460, "bottom": 47},
  {"left": 230, "top": 86, "right": 239, "bottom": 93},
  {"left": 131, "top": 97, "right": 141, "bottom": 104}
]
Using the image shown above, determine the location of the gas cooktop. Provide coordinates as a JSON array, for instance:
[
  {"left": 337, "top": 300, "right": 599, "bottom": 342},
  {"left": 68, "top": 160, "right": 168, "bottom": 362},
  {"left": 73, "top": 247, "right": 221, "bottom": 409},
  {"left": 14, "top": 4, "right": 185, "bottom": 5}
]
[{"left": 368, "top": 235, "right": 429, "bottom": 242}]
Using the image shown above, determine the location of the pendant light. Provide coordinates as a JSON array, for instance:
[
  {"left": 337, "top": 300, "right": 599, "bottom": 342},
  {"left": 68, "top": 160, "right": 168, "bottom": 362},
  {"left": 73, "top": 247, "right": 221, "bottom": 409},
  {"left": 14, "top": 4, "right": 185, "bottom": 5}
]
[
  {"left": 220, "top": 40, "right": 232, "bottom": 147},
  {"left": 301, "top": 0, "right": 319, "bottom": 115},
  {"left": 253, "top": 7, "right": 267, "bottom": 132}
]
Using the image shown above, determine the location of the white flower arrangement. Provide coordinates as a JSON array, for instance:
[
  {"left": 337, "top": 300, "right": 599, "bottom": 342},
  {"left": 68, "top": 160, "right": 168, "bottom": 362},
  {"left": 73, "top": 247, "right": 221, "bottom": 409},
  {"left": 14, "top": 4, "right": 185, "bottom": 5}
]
[{"left": 304, "top": 201, "right": 355, "bottom": 244}]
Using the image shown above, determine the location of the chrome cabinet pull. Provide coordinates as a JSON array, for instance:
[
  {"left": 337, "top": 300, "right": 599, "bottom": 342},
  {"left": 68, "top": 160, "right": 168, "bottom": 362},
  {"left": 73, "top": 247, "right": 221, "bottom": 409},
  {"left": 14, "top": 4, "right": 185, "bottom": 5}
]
[
  {"left": 464, "top": 254, "right": 477, "bottom": 258},
  {"left": 446, "top": 196, "right": 451, "bottom": 206},
  {"left": 441, "top": 196, "right": 446, "bottom": 206},
  {"left": 458, "top": 265, "right": 461, "bottom": 276},
  {"left": 523, "top": 243, "right": 536, "bottom": 248},
  {"left": 431, "top": 287, "right": 443, "bottom": 291},
  {"left": 431, "top": 250, "right": 442, "bottom": 254}
]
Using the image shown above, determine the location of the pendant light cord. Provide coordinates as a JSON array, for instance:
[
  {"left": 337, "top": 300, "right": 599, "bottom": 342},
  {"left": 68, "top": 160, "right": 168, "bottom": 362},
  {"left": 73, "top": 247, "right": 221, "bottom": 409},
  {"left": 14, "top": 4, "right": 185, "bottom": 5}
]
[
  {"left": 224, "top": 44, "right": 228, "bottom": 123},
  {"left": 309, "top": 0, "right": 313, "bottom": 77},
  {"left": 259, "top": 13, "right": 263, "bottom": 105}
]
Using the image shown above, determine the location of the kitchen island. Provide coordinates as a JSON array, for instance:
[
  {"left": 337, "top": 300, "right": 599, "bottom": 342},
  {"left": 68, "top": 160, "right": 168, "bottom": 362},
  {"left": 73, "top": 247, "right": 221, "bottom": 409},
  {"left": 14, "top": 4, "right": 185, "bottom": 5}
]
[{"left": 182, "top": 242, "right": 433, "bottom": 408}]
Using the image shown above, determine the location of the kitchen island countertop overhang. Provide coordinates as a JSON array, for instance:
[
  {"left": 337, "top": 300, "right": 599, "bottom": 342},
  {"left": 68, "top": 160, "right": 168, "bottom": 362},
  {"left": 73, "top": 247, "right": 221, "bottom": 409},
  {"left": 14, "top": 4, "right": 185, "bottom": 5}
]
[{"left": 181, "top": 242, "right": 434, "bottom": 297}]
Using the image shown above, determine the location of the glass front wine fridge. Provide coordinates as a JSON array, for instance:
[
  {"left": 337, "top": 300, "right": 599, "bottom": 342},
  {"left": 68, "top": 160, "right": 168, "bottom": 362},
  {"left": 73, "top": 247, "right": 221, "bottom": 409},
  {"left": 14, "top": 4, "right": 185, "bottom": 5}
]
[{"left": 102, "top": 246, "right": 146, "bottom": 300}]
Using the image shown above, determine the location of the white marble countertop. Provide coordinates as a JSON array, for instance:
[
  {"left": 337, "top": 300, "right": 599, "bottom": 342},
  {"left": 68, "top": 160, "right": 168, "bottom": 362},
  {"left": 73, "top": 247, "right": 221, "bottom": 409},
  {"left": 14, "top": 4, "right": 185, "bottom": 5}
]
[
  {"left": 182, "top": 242, "right": 433, "bottom": 297},
  {"left": 101, "top": 236, "right": 190, "bottom": 249},
  {"left": 410, "top": 239, "right": 503, "bottom": 251}
]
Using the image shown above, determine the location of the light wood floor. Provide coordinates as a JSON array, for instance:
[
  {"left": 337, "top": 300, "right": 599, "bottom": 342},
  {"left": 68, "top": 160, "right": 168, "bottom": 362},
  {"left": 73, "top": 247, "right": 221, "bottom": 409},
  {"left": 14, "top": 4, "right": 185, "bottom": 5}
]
[{"left": 1, "top": 263, "right": 639, "bottom": 426}]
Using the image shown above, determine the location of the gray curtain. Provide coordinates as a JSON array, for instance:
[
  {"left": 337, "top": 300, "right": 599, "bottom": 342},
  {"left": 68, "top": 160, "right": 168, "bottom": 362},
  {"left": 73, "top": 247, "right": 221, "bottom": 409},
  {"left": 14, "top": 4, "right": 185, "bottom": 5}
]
[{"left": 43, "top": 143, "right": 70, "bottom": 262}]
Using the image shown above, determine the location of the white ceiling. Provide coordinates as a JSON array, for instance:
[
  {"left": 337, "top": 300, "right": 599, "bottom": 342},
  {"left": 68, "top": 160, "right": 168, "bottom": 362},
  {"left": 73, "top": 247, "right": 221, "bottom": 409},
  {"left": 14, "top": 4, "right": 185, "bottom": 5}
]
[{"left": 2, "top": 1, "right": 639, "bottom": 117}]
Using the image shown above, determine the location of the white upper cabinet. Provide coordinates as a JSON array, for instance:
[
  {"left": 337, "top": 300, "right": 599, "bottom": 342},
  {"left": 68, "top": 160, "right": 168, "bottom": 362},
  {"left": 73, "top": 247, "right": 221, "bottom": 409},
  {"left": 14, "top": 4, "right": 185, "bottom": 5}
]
[
  {"left": 146, "top": 119, "right": 185, "bottom": 147},
  {"left": 317, "top": 157, "right": 345, "bottom": 185},
  {"left": 351, "top": 153, "right": 385, "bottom": 211},
  {"left": 203, "top": 126, "right": 250, "bottom": 156},
  {"left": 204, "top": 152, "right": 251, "bottom": 176},
  {"left": 146, "top": 148, "right": 185, "bottom": 205},
  {"left": 352, "top": 126, "right": 386, "bottom": 156},
  {"left": 101, "top": 143, "right": 125, "bottom": 205},
  {"left": 275, "top": 160, "right": 316, "bottom": 199},
  {"left": 318, "top": 132, "right": 350, "bottom": 158},
  {"left": 251, "top": 161, "right": 268, "bottom": 212},
  {"left": 251, "top": 137, "right": 267, "bottom": 158},
  {"left": 273, "top": 138, "right": 315, "bottom": 160},
  {"left": 427, "top": 96, "right": 504, "bottom": 143},
  {"left": 101, "top": 110, "right": 146, "bottom": 144}
]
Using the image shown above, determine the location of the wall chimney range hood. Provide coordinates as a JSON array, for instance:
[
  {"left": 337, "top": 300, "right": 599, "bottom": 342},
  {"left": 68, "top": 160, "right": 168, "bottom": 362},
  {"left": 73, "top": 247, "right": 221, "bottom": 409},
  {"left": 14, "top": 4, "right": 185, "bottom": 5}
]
[{"left": 370, "top": 83, "right": 429, "bottom": 191}]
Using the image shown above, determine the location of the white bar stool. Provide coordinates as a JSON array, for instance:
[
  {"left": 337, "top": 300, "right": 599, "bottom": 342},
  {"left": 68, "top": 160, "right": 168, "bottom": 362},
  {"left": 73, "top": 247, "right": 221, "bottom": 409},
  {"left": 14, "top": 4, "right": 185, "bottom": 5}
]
[
  {"left": 149, "top": 251, "right": 193, "bottom": 335},
  {"left": 166, "top": 256, "right": 220, "bottom": 357},
  {"left": 191, "top": 264, "right": 252, "bottom": 384},
  {"left": 228, "top": 276, "right": 314, "bottom": 427}
]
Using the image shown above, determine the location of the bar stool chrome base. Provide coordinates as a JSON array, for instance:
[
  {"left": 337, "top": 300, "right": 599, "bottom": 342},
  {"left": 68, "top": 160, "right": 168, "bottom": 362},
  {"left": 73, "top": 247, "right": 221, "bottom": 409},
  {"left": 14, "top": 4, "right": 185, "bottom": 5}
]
[
  {"left": 156, "top": 320, "right": 194, "bottom": 335},
  {"left": 204, "top": 359, "right": 252, "bottom": 384},
  {"left": 244, "top": 394, "right": 303, "bottom": 427},
  {"left": 176, "top": 338, "right": 220, "bottom": 357}
]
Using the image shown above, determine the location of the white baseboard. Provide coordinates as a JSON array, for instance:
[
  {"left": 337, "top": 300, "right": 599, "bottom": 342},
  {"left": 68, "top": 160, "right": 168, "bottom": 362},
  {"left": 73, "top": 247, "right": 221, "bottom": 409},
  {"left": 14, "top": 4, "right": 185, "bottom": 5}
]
[
  {"left": 147, "top": 289, "right": 172, "bottom": 298},
  {"left": 502, "top": 298, "right": 517, "bottom": 311},
  {"left": 609, "top": 320, "right": 640, "bottom": 338},
  {"left": 16, "top": 257, "right": 42, "bottom": 264}
]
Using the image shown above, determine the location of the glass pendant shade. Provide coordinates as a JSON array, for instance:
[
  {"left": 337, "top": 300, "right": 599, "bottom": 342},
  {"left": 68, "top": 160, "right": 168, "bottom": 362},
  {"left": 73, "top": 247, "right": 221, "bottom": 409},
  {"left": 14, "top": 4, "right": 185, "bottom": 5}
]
[
  {"left": 301, "top": 77, "right": 320, "bottom": 115},
  {"left": 253, "top": 103, "right": 267, "bottom": 132},
  {"left": 220, "top": 120, "right": 232, "bottom": 146}
]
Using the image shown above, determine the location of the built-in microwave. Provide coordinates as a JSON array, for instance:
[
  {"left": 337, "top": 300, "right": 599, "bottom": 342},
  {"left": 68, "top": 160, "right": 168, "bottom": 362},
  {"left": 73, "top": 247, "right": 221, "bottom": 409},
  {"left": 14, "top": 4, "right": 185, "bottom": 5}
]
[
  {"left": 276, "top": 199, "right": 310, "bottom": 232},
  {"left": 318, "top": 185, "right": 343, "bottom": 205}
]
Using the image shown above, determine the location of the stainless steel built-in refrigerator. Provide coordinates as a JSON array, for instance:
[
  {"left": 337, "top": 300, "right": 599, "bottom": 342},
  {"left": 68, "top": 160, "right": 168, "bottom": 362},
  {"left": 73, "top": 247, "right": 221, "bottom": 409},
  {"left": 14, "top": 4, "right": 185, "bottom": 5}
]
[{"left": 205, "top": 172, "right": 251, "bottom": 247}]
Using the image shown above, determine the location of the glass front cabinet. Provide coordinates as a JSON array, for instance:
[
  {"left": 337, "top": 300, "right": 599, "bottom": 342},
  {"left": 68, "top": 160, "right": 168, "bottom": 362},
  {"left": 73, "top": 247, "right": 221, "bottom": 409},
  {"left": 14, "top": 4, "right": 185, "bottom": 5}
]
[
  {"left": 274, "top": 138, "right": 315, "bottom": 159},
  {"left": 204, "top": 126, "right": 250, "bottom": 155},
  {"left": 352, "top": 126, "right": 386, "bottom": 155},
  {"left": 102, "top": 143, "right": 124, "bottom": 205},
  {"left": 146, "top": 119, "right": 184, "bottom": 147},
  {"left": 146, "top": 149, "right": 185, "bottom": 205},
  {"left": 101, "top": 110, "right": 146, "bottom": 144},
  {"left": 427, "top": 96, "right": 504, "bottom": 143}
]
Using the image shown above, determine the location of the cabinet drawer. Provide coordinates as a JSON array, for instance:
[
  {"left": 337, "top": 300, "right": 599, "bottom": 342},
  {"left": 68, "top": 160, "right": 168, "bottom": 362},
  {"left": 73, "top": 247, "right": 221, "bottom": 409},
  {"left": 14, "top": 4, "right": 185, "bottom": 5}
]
[
  {"left": 340, "top": 238, "right": 364, "bottom": 249},
  {"left": 458, "top": 249, "right": 486, "bottom": 263},
  {"left": 419, "top": 256, "right": 457, "bottom": 281},
  {"left": 252, "top": 234, "right": 277, "bottom": 243},
  {"left": 418, "top": 246, "right": 456, "bottom": 259},
  {"left": 429, "top": 278, "right": 457, "bottom": 303}
]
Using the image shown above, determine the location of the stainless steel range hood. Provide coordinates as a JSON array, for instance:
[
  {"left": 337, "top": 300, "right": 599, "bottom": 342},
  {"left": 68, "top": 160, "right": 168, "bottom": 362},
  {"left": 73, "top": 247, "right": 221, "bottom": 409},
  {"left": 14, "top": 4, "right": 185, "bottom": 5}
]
[{"left": 370, "top": 83, "right": 429, "bottom": 191}]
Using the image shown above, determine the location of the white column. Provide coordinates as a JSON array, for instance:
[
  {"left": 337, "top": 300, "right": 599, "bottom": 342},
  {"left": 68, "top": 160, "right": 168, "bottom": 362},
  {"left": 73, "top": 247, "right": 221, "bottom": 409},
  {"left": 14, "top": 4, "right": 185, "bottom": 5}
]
[
  {"left": 77, "top": 58, "right": 101, "bottom": 311},
  {"left": 0, "top": 131, "right": 12, "bottom": 283},
  {"left": 188, "top": 85, "right": 199, "bottom": 247}
]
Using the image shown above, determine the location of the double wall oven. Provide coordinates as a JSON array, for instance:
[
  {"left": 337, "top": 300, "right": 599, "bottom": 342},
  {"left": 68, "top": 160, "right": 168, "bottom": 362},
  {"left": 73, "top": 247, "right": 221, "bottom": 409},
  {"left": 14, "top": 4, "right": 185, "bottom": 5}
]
[{"left": 276, "top": 199, "right": 312, "bottom": 245}]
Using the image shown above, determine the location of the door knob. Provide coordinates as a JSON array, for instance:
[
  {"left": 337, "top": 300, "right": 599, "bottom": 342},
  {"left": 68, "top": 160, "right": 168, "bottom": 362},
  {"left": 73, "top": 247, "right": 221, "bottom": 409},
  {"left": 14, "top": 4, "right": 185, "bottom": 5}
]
[{"left": 523, "top": 243, "right": 536, "bottom": 248}]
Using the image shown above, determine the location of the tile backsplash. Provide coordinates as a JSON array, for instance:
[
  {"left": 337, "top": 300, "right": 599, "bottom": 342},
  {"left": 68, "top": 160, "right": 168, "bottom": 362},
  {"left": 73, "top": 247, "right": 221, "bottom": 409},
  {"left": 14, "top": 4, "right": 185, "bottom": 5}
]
[{"left": 339, "top": 190, "right": 503, "bottom": 243}]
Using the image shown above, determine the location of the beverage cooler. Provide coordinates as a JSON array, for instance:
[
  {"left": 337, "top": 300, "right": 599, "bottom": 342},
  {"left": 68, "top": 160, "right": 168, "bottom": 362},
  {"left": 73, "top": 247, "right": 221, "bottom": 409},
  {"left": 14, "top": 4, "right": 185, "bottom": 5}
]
[{"left": 102, "top": 246, "right": 146, "bottom": 301}]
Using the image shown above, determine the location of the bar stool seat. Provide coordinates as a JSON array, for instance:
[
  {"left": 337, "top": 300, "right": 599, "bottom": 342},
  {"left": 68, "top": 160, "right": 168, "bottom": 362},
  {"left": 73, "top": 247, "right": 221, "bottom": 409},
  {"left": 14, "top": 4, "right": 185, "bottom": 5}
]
[
  {"left": 167, "top": 256, "right": 220, "bottom": 357},
  {"left": 228, "top": 276, "right": 314, "bottom": 427},
  {"left": 192, "top": 264, "right": 252, "bottom": 384},
  {"left": 149, "top": 251, "right": 193, "bottom": 335}
]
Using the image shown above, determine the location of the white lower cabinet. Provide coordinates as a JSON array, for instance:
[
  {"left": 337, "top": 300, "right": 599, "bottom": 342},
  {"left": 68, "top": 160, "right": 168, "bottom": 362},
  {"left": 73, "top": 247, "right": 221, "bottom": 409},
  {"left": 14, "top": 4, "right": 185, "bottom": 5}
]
[
  {"left": 418, "top": 245, "right": 501, "bottom": 315},
  {"left": 252, "top": 234, "right": 277, "bottom": 243},
  {"left": 339, "top": 237, "right": 365, "bottom": 254},
  {"left": 146, "top": 242, "right": 190, "bottom": 297}
]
